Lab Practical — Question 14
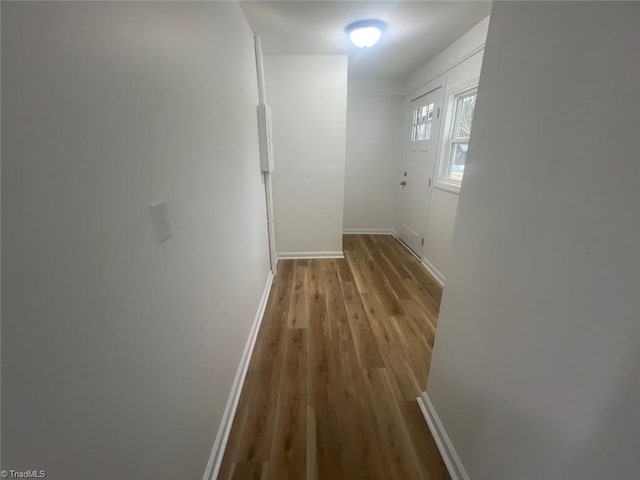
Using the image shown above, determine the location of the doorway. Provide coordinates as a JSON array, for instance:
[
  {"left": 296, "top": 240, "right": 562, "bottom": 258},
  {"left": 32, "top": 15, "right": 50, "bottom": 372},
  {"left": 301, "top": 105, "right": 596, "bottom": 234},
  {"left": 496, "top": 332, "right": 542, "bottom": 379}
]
[{"left": 399, "top": 86, "right": 444, "bottom": 256}]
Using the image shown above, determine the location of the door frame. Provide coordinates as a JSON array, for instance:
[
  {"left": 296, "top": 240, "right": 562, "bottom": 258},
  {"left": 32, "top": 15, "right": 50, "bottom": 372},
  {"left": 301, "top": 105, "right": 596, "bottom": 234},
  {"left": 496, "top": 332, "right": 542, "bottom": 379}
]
[{"left": 399, "top": 82, "right": 445, "bottom": 257}]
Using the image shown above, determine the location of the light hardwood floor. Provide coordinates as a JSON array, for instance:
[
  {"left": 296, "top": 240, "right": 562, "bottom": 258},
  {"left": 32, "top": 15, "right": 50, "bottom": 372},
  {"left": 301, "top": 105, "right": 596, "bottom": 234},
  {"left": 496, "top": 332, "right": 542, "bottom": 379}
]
[{"left": 218, "top": 234, "right": 450, "bottom": 480}]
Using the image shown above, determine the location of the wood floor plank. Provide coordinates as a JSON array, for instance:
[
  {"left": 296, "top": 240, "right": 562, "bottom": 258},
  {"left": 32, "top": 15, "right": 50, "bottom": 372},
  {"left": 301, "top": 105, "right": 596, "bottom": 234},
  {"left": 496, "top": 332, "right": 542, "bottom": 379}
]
[
  {"left": 220, "top": 285, "right": 289, "bottom": 473},
  {"left": 378, "top": 242, "right": 414, "bottom": 279},
  {"left": 306, "top": 405, "right": 318, "bottom": 480},
  {"left": 364, "top": 368, "right": 425, "bottom": 480},
  {"left": 399, "top": 401, "right": 451, "bottom": 480},
  {"left": 336, "top": 258, "right": 355, "bottom": 283},
  {"left": 364, "top": 260, "right": 404, "bottom": 316},
  {"left": 287, "top": 264, "right": 309, "bottom": 329},
  {"left": 344, "top": 252, "right": 374, "bottom": 294},
  {"left": 385, "top": 235, "right": 420, "bottom": 264},
  {"left": 332, "top": 324, "right": 387, "bottom": 480},
  {"left": 400, "top": 298, "right": 437, "bottom": 350},
  {"left": 354, "top": 235, "right": 374, "bottom": 261},
  {"left": 373, "top": 251, "right": 412, "bottom": 300},
  {"left": 389, "top": 316, "right": 431, "bottom": 391},
  {"left": 360, "top": 293, "right": 421, "bottom": 401},
  {"left": 307, "top": 259, "right": 325, "bottom": 298},
  {"left": 402, "top": 278, "right": 441, "bottom": 320},
  {"left": 361, "top": 234, "right": 378, "bottom": 252},
  {"left": 342, "top": 281, "right": 385, "bottom": 369},
  {"left": 307, "top": 295, "right": 345, "bottom": 479},
  {"left": 228, "top": 461, "right": 268, "bottom": 480},
  {"left": 323, "top": 270, "right": 351, "bottom": 343},
  {"left": 250, "top": 284, "right": 290, "bottom": 375},
  {"left": 276, "top": 259, "right": 294, "bottom": 286},
  {"left": 267, "top": 328, "right": 307, "bottom": 480},
  {"left": 404, "top": 261, "right": 443, "bottom": 305},
  {"left": 220, "top": 235, "right": 450, "bottom": 480},
  {"left": 320, "top": 258, "right": 339, "bottom": 272}
]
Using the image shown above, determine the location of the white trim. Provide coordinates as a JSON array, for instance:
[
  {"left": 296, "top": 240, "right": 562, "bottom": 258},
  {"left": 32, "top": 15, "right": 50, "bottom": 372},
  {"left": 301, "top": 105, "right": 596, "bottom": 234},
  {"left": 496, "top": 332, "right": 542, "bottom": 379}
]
[
  {"left": 433, "top": 180, "right": 461, "bottom": 195},
  {"left": 421, "top": 258, "right": 445, "bottom": 287},
  {"left": 391, "top": 230, "right": 399, "bottom": 239},
  {"left": 435, "top": 78, "right": 480, "bottom": 193},
  {"left": 203, "top": 271, "right": 274, "bottom": 480},
  {"left": 396, "top": 237, "right": 422, "bottom": 261},
  {"left": 417, "top": 392, "right": 470, "bottom": 480},
  {"left": 343, "top": 228, "right": 395, "bottom": 235},
  {"left": 407, "top": 44, "right": 485, "bottom": 97},
  {"left": 254, "top": 37, "right": 277, "bottom": 275},
  {"left": 254, "top": 36, "right": 267, "bottom": 105},
  {"left": 394, "top": 237, "right": 445, "bottom": 286},
  {"left": 410, "top": 84, "right": 444, "bottom": 103},
  {"left": 277, "top": 251, "right": 344, "bottom": 260}
]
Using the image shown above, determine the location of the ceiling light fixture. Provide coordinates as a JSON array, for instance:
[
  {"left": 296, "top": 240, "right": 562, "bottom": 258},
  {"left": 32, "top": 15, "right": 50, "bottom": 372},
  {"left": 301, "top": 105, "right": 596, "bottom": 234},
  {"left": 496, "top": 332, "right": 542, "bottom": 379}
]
[{"left": 345, "top": 19, "right": 387, "bottom": 48}]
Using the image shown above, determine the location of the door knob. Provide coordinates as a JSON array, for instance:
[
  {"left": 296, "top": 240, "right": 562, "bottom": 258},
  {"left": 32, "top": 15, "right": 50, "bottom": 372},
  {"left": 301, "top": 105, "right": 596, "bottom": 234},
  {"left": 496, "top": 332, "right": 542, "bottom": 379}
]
[{"left": 400, "top": 181, "right": 407, "bottom": 186}]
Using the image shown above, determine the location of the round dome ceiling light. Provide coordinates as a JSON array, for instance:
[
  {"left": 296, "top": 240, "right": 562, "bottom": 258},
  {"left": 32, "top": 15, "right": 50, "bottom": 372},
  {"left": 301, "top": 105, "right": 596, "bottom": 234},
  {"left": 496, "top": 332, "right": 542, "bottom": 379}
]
[{"left": 345, "top": 19, "right": 387, "bottom": 48}]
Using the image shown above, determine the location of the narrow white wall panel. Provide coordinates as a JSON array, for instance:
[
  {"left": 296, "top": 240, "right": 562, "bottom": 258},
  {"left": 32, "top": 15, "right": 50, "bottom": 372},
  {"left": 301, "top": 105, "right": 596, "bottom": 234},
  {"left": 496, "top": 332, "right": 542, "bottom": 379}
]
[{"left": 264, "top": 55, "right": 348, "bottom": 256}]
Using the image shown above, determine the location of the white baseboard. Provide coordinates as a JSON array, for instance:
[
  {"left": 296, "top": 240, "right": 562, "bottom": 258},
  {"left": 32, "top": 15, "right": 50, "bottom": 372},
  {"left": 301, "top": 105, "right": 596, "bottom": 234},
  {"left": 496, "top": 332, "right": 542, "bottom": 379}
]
[
  {"left": 277, "top": 251, "right": 344, "bottom": 260},
  {"left": 391, "top": 230, "right": 399, "bottom": 239},
  {"left": 417, "top": 392, "right": 470, "bottom": 480},
  {"left": 395, "top": 237, "right": 421, "bottom": 260},
  {"left": 342, "top": 228, "right": 395, "bottom": 235},
  {"left": 392, "top": 237, "right": 444, "bottom": 286},
  {"left": 203, "top": 271, "right": 274, "bottom": 480},
  {"left": 421, "top": 257, "right": 445, "bottom": 287}
]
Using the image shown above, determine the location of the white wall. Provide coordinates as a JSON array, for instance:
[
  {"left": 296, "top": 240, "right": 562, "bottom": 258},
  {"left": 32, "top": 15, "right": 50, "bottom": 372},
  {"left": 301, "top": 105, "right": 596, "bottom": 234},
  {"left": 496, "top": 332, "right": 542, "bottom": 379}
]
[
  {"left": 1, "top": 3, "right": 270, "bottom": 479},
  {"left": 426, "top": 2, "right": 640, "bottom": 479},
  {"left": 400, "top": 18, "right": 488, "bottom": 282},
  {"left": 264, "top": 55, "right": 347, "bottom": 257},
  {"left": 405, "top": 16, "right": 489, "bottom": 95},
  {"left": 265, "top": 55, "right": 348, "bottom": 257},
  {"left": 344, "top": 86, "right": 404, "bottom": 233},
  {"left": 420, "top": 50, "right": 484, "bottom": 282}
]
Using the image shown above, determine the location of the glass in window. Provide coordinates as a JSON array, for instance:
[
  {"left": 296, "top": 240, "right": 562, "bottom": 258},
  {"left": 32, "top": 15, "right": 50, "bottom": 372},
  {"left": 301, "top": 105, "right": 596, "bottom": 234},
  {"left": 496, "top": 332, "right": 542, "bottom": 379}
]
[
  {"left": 448, "top": 143, "right": 468, "bottom": 181},
  {"left": 454, "top": 93, "right": 476, "bottom": 139}
]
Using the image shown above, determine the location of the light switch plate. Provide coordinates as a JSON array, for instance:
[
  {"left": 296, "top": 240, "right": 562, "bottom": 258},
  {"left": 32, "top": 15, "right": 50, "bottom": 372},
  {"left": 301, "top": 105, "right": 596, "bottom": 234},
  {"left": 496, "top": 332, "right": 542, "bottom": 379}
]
[{"left": 149, "top": 201, "right": 172, "bottom": 243}]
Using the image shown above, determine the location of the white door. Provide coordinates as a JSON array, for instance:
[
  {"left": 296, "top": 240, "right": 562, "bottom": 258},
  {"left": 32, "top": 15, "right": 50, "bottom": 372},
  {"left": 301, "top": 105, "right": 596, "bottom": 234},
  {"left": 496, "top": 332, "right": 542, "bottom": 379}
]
[{"left": 399, "top": 87, "right": 443, "bottom": 256}]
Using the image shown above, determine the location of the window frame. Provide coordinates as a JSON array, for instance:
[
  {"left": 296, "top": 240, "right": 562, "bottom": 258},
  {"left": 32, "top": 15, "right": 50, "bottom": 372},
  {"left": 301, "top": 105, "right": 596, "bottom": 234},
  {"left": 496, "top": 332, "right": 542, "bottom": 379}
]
[{"left": 434, "top": 81, "right": 479, "bottom": 194}]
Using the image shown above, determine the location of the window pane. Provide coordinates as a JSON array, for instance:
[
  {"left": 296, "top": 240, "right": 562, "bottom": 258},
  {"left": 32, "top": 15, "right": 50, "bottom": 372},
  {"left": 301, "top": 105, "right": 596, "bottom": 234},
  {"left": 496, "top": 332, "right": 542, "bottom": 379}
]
[
  {"left": 411, "top": 102, "right": 435, "bottom": 141},
  {"left": 454, "top": 93, "right": 476, "bottom": 138},
  {"left": 448, "top": 142, "right": 468, "bottom": 181}
]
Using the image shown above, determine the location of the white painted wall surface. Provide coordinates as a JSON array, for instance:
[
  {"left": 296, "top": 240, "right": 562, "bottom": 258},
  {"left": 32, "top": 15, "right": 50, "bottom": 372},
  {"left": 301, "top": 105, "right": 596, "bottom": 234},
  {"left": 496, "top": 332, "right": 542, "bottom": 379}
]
[
  {"left": 348, "top": 79, "right": 405, "bottom": 97},
  {"left": 344, "top": 92, "right": 403, "bottom": 232},
  {"left": 1, "top": 3, "right": 270, "bottom": 479},
  {"left": 264, "top": 55, "right": 348, "bottom": 256},
  {"left": 405, "top": 16, "right": 489, "bottom": 95},
  {"left": 422, "top": 189, "right": 459, "bottom": 280},
  {"left": 427, "top": 2, "right": 640, "bottom": 479},
  {"left": 420, "top": 50, "right": 484, "bottom": 282},
  {"left": 400, "top": 22, "right": 487, "bottom": 282}
]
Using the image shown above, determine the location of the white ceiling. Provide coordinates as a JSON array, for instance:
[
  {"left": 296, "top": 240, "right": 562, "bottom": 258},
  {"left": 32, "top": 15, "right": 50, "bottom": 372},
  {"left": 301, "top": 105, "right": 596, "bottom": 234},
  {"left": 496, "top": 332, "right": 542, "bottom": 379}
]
[{"left": 241, "top": 1, "right": 492, "bottom": 80}]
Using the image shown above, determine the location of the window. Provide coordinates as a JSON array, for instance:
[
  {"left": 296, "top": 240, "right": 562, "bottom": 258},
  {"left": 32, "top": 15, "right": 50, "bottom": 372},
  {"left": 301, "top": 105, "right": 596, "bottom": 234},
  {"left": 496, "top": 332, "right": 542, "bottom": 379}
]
[
  {"left": 438, "top": 88, "right": 477, "bottom": 188},
  {"left": 411, "top": 102, "right": 434, "bottom": 141}
]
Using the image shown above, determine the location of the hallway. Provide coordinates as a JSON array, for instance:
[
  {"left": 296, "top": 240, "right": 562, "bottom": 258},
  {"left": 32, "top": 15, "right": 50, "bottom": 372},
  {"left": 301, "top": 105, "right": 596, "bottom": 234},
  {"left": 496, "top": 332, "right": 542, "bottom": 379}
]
[{"left": 219, "top": 234, "right": 449, "bottom": 480}]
